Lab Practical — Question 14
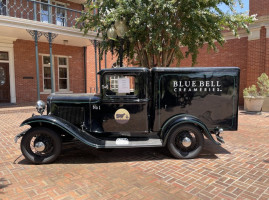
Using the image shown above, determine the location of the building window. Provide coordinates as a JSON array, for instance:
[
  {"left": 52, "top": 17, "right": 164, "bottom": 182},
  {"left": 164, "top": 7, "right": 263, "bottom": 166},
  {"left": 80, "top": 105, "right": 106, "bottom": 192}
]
[
  {"left": 43, "top": 56, "right": 52, "bottom": 91},
  {"left": 0, "top": 52, "right": 8, "bottom": 61},
  {"left": 40, "top": 0, "right": 51, "bottom": 23},
  {"left": 58, "top": 57, "right": 69, "bottom": 91},
  {"left": 0, "top": 0, "right": 7, "bottom": 16},
  {"left": 0, "top": 66, "right": 6, "bottom": 86},
  {"left": 56, "top": 2, "right": 66, "bottom": 26}
]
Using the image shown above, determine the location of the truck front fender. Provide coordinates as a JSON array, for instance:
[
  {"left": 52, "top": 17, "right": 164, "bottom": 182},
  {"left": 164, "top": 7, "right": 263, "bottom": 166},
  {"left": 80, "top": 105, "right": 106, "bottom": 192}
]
[
  {"left": 20, "top": 115, "right": 105, "bottom": 148},
  {"left": 161, "top": 114, "right": 221, "bottom": 146}
]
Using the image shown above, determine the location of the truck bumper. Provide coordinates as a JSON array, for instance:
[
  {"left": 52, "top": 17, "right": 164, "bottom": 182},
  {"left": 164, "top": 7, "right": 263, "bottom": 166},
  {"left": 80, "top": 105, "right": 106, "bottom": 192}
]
[{"left": 215, "top": 128, "right": 225, "bottom": 144}]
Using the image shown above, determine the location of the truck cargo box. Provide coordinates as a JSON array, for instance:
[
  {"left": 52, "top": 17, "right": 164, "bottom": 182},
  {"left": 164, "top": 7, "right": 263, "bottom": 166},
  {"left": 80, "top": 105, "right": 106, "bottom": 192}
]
[{"left": 152, "top": 67, "right": 240, "bottom": 132}]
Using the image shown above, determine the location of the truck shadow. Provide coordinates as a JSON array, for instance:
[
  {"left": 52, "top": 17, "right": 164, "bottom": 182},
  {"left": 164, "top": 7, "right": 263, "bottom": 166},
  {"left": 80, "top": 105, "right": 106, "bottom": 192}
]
[
  {"left": 17, "top": 139, "right": 230, "bottom": 165},
  {"left": 0, "top": 178, "right": 11, "bottom": 194},
  {"left": 240, "top": 111, "right": 262, "bottom": 115}
]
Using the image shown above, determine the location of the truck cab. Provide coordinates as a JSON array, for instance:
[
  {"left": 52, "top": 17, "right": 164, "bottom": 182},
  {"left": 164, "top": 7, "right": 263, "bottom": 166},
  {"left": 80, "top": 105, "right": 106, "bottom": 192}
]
[
  {"left": 16, "top": 67, "right": 240, "bottom": 164},
  {"left": 97, "top": 67, "right": 150, "bottom": 135}
]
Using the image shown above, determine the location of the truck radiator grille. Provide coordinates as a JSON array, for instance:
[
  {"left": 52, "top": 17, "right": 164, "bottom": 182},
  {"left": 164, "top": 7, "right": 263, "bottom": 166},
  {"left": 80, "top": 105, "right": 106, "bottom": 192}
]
[{"left": 54, "top": 106, "right": 85, "bottom": 126}]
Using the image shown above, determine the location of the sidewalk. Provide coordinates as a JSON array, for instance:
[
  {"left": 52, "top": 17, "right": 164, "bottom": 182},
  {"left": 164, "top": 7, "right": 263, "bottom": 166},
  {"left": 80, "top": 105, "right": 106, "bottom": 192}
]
[
  {"left": 0, "top": 108, "right": 269, "bottom": 200},
  {"left": 0, "top": 103, "right": 35, "bottom": 114}
]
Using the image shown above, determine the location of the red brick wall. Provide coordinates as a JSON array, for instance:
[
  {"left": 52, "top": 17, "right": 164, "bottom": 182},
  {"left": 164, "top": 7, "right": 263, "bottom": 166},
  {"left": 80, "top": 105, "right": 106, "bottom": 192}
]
[
  {"left": 86, "top": 44, "right": 117, "bottom": 93},
  {"left": 250, "top": 0, "right": 269, "bottom": 16},
  {"left": 14, "top": 39, "right": 85, "bottom": 103},
  {"left": 175, "top": 37, "right": 248, "bottom": 104},
  {"left": 246, "top": 27, "right": 267, "bottom": 89}
]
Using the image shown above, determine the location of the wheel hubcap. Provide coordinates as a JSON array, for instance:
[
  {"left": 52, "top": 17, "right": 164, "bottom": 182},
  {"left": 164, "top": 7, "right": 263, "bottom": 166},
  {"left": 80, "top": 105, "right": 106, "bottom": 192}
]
[
  {"left": 181, "top": 137, "right": 192, "bottom": 148},
  {"left": 34, "top": 141, "right": 46, "bottom": 152}
]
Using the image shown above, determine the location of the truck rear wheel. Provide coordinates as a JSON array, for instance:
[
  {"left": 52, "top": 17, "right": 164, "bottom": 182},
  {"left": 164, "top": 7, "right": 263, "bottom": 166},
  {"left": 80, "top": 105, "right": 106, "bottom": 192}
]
[
  {"left": 167, "top": 124, "right": 204, "bottom": 159},
  {"left": 21, "top": 127, "right": 62, "bottom": 164}
]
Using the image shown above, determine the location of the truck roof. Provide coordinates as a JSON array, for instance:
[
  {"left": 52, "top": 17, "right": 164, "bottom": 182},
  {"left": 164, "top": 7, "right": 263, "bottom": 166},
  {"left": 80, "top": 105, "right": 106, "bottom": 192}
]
[
  {"left": 98, "top": 67, "right": 240, "bottom": 75},
  {"left": 152, "top": 67, "right": 240, "bottom": 72},
  {"left": 98, "top": 67, "right": 149, "bottom": 75}
]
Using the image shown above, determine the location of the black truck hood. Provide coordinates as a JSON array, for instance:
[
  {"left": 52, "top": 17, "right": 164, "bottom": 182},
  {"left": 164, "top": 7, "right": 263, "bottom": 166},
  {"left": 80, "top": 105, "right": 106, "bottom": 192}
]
[{"left": 47, "top": 93, "right": 100, "bottom": 104}]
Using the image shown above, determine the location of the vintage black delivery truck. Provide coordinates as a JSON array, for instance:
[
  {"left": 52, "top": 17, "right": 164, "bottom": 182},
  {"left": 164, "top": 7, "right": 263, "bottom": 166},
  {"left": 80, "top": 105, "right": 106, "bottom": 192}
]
[{"left": 15, "top": 67, "right": 240, "bottom": 164}]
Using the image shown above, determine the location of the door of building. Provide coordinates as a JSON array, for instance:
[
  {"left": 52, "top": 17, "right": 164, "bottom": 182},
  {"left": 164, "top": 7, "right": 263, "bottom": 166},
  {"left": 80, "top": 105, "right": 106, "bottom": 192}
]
[{"left": 0, "top": 63, "right": 10, "bottom": 103}]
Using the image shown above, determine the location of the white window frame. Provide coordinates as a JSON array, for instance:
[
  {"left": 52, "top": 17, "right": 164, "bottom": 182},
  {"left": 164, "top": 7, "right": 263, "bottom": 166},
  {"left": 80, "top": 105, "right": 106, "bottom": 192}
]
[
  {"left": 40, "top": 0, "right": 52, "bottom": 24},
  {"left": 58, "top": 56, "right": 69, "bottom": 92},
  {"left": 42, "top": 55, "right": 55, "bottom": 93},
  {"left": 55, "top": 1, "right": 67, "bottom": 27},
  {"left": 109, "top": 61, "right": 125, "bottom": 92},
  {"left": 0, "top": 0, "right": 8, "bottom": 16}
]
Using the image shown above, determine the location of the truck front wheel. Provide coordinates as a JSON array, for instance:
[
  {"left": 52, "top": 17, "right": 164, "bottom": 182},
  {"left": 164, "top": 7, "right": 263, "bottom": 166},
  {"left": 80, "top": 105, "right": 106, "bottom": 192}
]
[
  {"left": 21, "top": 127, "right": 62, "bottom": 164},
  {"left": 167, "top": 124, "right": 204, "bottom": 159}
]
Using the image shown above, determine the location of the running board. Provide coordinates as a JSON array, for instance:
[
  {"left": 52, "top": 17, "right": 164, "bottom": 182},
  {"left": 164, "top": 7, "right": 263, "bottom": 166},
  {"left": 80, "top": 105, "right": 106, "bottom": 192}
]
[
  {"left": 76, "top": 130, "right": 163, "bottom": 148},
  {"left": 103, "top": 138, "right": 163, "bottom": 148}
]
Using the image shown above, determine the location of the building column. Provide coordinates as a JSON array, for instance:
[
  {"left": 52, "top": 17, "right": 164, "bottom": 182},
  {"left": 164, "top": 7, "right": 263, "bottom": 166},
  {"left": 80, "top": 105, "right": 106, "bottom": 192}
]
[
  {"left": 247, "top": 26, "right": 262, "bottom": 87},
  {"left": 265, "top": 26, "right": 269, "bottom": 75},
  {"left": 105, "top": 51, "right": 107, "bottom": 69},
  {"left": 26, "top": 30, "right": 43, "bottom": 100},
  {"left": 44, "top": 32, "right": 58, "bottom": 93},
  {"left": 92, "top": 40, "right": 98, "bottom": 93}
]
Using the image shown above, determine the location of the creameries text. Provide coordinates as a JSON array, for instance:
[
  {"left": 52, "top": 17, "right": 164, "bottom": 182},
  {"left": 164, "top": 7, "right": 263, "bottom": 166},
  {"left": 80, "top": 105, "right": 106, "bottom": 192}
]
[{"left": 173, "top": 80, "right": 222, "bottom": 92}]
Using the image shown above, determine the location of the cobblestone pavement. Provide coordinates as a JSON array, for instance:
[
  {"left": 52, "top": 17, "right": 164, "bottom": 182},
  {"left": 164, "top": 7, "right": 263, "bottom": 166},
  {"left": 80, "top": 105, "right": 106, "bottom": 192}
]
[{"left": 0, "top": 107, "right": 269, "bottom": 200}]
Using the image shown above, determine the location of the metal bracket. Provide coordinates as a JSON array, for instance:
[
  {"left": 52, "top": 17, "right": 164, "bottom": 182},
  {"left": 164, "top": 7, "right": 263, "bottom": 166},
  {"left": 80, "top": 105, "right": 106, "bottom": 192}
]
[
  {"left": 43, "top": 32, "right": 58, "bottom": 42},
  {"left": 26, "top": 30, "right": 43, "bottom": 41},
  {"left": 90, "top": 39, "right": 99, "bottom": 46}
]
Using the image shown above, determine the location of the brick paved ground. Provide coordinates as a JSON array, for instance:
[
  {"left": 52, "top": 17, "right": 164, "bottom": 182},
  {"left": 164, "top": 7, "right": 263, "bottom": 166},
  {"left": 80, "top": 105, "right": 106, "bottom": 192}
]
[{"left": 0, "top": 107, "right": 269, "bottom": 200}]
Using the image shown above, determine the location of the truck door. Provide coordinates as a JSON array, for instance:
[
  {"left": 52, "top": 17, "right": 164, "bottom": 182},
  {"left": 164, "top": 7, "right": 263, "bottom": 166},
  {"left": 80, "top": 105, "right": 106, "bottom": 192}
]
[{"left": 100, "top": 71, "right": 149, "bottom": 135}]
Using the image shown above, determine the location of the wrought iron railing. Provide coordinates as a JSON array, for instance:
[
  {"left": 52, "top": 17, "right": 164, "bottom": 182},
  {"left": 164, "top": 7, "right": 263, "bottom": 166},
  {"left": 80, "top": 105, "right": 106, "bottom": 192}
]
[{"left": 0, "top": 0, "right": 82, "bottom": 28}]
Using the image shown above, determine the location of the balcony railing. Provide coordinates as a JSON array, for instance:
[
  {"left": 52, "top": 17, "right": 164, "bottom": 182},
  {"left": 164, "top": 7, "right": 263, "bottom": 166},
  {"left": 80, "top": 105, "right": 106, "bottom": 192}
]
[{"left": 0, "top": 0, "right": 82, "bottom": 28}]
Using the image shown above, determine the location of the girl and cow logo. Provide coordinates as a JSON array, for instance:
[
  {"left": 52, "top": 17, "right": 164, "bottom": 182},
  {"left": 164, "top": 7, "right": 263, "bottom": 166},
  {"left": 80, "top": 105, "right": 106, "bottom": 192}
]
[{"left": 114, "top": 109, "right": 130, "bottom": 124}]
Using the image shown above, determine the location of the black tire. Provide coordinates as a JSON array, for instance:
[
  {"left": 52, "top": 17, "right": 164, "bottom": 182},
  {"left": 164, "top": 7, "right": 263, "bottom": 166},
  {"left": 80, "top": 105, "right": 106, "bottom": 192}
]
[
  {"left": 167, "top": 124, "right": 204, "bottom": 159},
  {"left": 21, "top": 127, "right": 62, "bottom": 164}
]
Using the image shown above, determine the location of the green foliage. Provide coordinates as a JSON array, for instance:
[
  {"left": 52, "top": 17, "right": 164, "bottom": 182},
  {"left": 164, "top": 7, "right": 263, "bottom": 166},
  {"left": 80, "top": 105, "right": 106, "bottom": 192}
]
[
  {"left": 243, "top": 85, "right": 258, "bottom": 97},
  {"left": 243, "top": 73, "right": 269, "bottom": 97},
  {"left": 77, "top": 0, "right": 256, "bottom": 68},
  {"left": 257, "top": 73, "right": 269, "bottom": 96}
]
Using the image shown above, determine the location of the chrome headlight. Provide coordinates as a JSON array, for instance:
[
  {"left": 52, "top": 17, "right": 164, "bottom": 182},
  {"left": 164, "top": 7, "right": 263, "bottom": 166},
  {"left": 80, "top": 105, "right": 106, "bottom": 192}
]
[{"left": 36, "top": 100, "right": 46, "bottom": 115}]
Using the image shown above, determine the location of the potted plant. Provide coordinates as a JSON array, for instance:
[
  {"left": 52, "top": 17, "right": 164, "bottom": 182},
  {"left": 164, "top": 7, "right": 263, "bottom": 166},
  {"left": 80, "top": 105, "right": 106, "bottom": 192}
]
[
  {"left": 258, "top": 73, "right": 269, "bottom": 111},
  {"left": 243, "top": 73, "right": 269, "bottom": 112}
]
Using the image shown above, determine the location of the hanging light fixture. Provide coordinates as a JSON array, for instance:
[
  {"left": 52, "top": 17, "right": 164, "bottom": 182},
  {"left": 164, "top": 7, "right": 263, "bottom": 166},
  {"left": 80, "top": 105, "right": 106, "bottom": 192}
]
[
  {"left": 107, "top": 26, "right": 117, "bottom": 40},
  {"left": 115, "top": 20, "right": 128, "bottom": 38}
]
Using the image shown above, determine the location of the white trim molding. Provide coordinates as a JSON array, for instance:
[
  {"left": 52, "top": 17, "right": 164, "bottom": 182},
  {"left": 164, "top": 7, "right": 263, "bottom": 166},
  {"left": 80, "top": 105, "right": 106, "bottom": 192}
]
[
  {"left": 0, "top": 38, "right": 16, "bottom": 103},
  {"left": 223, "top": 30, "right": 248, "bottom": 41},
  {"left": 0, "top": 15, "right": 100, "bottom": 41},
  {"left": 265, "top": 26, "right": 269, "bottom": 38},
  {"left": 248, "top": 27, "right": 261, "bottom": 41}
]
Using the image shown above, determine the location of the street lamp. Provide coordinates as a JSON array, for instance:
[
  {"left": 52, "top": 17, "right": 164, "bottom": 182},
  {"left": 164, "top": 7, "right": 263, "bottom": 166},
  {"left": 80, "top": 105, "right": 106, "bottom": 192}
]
[{"left": 107, "top": 20, "right": 128, "bottom": 67}]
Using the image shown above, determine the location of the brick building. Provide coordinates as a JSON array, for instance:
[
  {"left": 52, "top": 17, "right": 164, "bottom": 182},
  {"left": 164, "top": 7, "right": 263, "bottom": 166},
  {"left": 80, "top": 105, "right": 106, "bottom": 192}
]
[
  {"left": 178, "top": 0, "right": 269, "bottom": 104},
  {"left": 0, "top": 0, "right": 268, "bottom": 105},
  {"left": 0, "top": 0, "right": 116, "bottom": 104}
]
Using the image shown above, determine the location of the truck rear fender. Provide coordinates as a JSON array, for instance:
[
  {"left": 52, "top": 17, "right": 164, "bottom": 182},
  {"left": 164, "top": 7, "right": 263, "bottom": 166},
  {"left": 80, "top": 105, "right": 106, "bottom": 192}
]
[
  {"left": 161, "top": 114, "right": 220, "bottom": 145},
  {"left": 19, "top": 115, "right": 104, "bottom": 148}
]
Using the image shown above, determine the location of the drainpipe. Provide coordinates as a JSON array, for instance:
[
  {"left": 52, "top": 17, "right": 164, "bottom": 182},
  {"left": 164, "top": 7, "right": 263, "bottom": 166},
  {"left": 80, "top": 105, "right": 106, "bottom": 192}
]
[
  {"left": 48, "top": 33, "right": 54, "bottom": 93},
  {"left": 84, "top": 46, "right": 87, "bottom": 93}
]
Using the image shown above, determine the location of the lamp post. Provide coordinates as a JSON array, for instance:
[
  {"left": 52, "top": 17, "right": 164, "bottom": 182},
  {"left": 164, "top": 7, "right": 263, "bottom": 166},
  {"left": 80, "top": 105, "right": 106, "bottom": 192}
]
[{"left": 107, "top": 20, "right": 128, "bottom": 67}]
